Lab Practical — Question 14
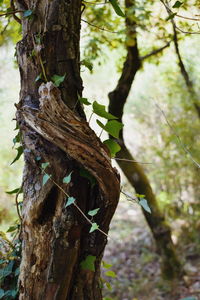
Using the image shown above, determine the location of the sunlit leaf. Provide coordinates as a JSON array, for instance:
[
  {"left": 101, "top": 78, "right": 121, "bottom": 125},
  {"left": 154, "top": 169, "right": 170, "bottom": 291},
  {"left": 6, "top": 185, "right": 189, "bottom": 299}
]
[
  {"left": 103, "top": 139, "right": 121, "bottom": 157},
  {"left": 105, "top": 270, "right": 117, "bottom": 278},
  {"left": 93, "top": 101, "right": 117, "bottom": 120},
  {"left": 80, "top": 255, "right": 96, "bottom": 271},
  {"left": 102, "top": 261, "right": 113, "bottom": 269},
  {"left": 97, "top": 120, "right": 123, "bottom": 138}
]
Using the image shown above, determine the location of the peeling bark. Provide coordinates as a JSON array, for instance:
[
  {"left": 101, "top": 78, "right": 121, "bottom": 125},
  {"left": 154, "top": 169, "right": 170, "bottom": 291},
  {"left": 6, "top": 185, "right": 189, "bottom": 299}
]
[
  {"left": 15, "top": 1, "right": 120, "bottom": 299},
  {"left": 108, "top": 0, "right": 182, "bottom": 279}
]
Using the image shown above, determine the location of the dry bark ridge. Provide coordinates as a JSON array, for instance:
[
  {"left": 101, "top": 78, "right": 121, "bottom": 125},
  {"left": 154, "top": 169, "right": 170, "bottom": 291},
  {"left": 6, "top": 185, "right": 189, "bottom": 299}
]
[{"left": 15, "top": 0, "right": 120, "bottom": 299}]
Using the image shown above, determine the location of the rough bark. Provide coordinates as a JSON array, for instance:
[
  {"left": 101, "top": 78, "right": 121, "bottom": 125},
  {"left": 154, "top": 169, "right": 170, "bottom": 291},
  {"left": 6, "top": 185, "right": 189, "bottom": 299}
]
[
  {"left": 108, "top": 0, "right": 182, "bottom": 279},
  {"left": 15, "top": 1, "right": 120, "bottom": 299}
]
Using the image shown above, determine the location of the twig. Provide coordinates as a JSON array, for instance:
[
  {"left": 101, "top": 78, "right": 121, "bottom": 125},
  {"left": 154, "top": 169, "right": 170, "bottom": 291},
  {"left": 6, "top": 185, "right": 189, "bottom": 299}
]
[
  {"left": 81, "top": 18, "right": 119, "bottom": 34},
  {"left": 0, "top": 9, "right": 23, "bottom": 18},
  {"left": 141, "top": 41, "right": 171, "bottom": 61},
  {"left": 113, "top": 158, "right": 153, "bottom": 164},
  {"left": 155, "top": 102, "right": 200, "bottom": 169},
  {"left": 10, "top": 0, "right": 22, "bottom": 24}
]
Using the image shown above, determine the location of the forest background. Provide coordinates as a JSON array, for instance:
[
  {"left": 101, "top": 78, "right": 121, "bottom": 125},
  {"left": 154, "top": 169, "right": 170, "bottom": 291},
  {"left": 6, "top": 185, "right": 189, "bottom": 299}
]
[{"left": 0, "top": 0, "right": 200, "bottom": 299}]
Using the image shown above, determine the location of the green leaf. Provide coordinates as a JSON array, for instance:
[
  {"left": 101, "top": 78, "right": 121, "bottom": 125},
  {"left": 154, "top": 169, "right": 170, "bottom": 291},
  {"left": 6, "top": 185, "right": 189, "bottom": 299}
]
[
  {"left": 63, "top": 172, "right": 72, "bottom": 184},
  {"left": 0, "top": 261, "right": 14, "bottom": 280},
  {"left": 109, "top": 0, "right": 125, "bottom": 17},
  {"left": 79, "top": 168, "right": 97, "bottom": 187},
  {"left": 166, "top": 12, "right": 177, "bottom": 21},
  {"left": 51, "top": 74, "right": 66, "bottom": 87},
  {"left": 88, "top": 208, "right": 100, "bottom": 217},
  {"left": 172, "top": 1, "right": 183, "bottom": 8},
  {"left": 97, "top": 120, "right": 123, "bottom": 139},
  {"left": 7, "top": 225, "right": 18, "bottom": 233},
  {"left": 79, "top": 97, "right": 91, "bottom": 106},
  {"left": 105, "top": 270, "right": 117, "bottom": 278},
  {"left": 13, "top": 131, "right": 21, "bottom": 146},
  {"left": 23, "top": 10, "right": 33, "bottom": 18},
  {"left": 139, "top": 198, "right": 151, "bottom": 213},
  {"left": 81, "top": 59, "right": 93, "bottom": 72},
  {"left": 103, "top": 139, "right": 121, "bottom": 157},
  {"left": 93, "top": 101, "right": 117, "bottom": 120},
  {"left": 41, "top": 162, "right": 49, "bottom": 170},
  {"left": 89, "top": 222, "right": 99, "bottom": 233},
  {"left": 80, "top": 255, "right": 96, "bottom": 271},
  {"left": 11, "top": 146, "right": 23, "bottom": 165},
  {"left": 15, "top": 267, "right": 20, "bottom": 277},
  {"left": 65, "top": 197, "right": 75, "bottom": 208},
  {"left": 35, "top": 73, "right": 42, "bottom": 82},
  {"left": 102, "top": 261, "right": 113, "bottom": 269},
  {"left": 42, "top": 174, "right": 51, "bottom": 186},
  {"left": 6, "top": 188, "right": 22, "bottom": 195},
  {"left": 0, "top": 289, "right": 4, "bottom": 299},
  {"left": 35, "top": 156, "right": 41, "bottom": 161}
]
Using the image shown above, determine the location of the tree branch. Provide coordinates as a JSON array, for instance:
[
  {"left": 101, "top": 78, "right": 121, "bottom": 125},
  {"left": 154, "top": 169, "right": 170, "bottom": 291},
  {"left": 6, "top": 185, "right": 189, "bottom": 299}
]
[{"left": 141, "top": 41, "right": 171, "bottom": 61}]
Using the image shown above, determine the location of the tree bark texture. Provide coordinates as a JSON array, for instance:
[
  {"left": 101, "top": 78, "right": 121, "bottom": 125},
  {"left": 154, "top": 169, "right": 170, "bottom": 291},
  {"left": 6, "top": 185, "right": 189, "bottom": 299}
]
[
  {"left": 108, "top": 0, "right": 182, "bottom": 279},
  {"left": 15, "top": 1, "right": 120, "bottom": 299}
]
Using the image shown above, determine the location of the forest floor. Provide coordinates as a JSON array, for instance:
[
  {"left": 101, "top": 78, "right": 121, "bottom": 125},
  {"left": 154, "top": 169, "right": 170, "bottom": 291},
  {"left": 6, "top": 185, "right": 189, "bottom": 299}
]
[{"left": 103, "top": 198, "right": 200, "bottom": 300}]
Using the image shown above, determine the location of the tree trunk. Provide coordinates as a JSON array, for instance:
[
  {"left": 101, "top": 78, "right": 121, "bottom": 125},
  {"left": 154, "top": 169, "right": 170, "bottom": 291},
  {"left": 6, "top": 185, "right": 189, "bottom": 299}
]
[
  {"left": 108, "top": 0, "right": 182, "bottom": 279},
  {"left": 15, "top": 1, "right": 120, "bottom": 299}
]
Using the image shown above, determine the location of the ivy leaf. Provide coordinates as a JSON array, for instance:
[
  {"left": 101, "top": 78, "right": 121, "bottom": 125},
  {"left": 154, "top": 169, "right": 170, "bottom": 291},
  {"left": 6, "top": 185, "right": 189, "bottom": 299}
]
[
  {"left": 166, "top": 12, "right": 177, "bottom": 21},
  {"left": 6, "top": 187, "right": 22, "bottom": 195},
  {"left": 0, "top": 289, "right": 4, "bottom": 299},
  {"left": 11, "top": 146, "right": 23, "bottom": 165},
  {"left": 97, "top": 120, "right": 123, "bottom": 139},
  {"left": 7, "top": 225, "right": 18, "bottom": 233},
  {"left": 102, "top": 261, "right": 113, "bottom": 269},
  {"left": 35, "top": 73, "right": 42, "bottom": 82},
  {"left": 103, "top": 139, "right": 121, "bottom": 157},
  {"left": 79, "top": 168, "right": 97, "bottom": 187},
  {"left": 41, "top": 162, "right": 49, "bottom": 170},
  {"left": 81, "top": 59, "right": 93, "bottom": 72},
  {"left": 42, "top": 174, "right": 51, "bottom": 186},
  {"left": 139, "top": 198, "right": 151, "bottom": 213},
  {"left": 80, "top": 255, "right": 96, "bottom": 271},
  {"left": 35, "top": 156, "right": 41, "bottom": 161},
  {"left": 105, "top": 270, "right": 117, "bottom": 278},
  {"left": 89, "top": 222, "right": 99, "bottom": 233},
  {"left": 23, "top": 10, "right": 33, "bottom": 18},
  {"left": 93, "top": 101, "right": 117, "bottom": 120},
  {"left": 15, "top": 267, "right": 20, "bottom": 277},
  {"left": 172, "top": 1, "right": 183, "bottom": 8},
  {"left": 109, "top": 0, "right": 125, "bottom": 17},
  {"left": 79, "top": 97, "right": 91, "bottom": 106},
  {"left": 63, "top": 172, "right": 72, "bottom": 184},
  {"left": 88, "top": 208, "right": 100, "bottom": 217},
  {"left": 65, "top": 197, "right": 75, "bottom": 208},
  {"left": 13, "top": 131, "right": 21, "bottom": 146},
  {"left": 51, "top": 74, "right": 66, "bottom": 87}
]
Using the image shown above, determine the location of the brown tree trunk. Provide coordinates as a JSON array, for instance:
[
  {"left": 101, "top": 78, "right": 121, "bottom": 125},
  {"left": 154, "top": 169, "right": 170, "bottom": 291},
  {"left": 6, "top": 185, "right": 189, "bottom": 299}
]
[
  {"left": 15, "top": 1, "right": 120, "bottom": 299},
  {"left": 108, "top": 0, "right": 182, "bottom": 279}
]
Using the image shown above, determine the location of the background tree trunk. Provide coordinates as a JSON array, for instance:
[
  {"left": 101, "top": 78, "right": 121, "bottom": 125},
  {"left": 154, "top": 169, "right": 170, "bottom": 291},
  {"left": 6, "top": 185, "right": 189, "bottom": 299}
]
[
  {"left": 15, "top": 1, "right": 120, "bottom": 299},
  {"left": 108, "top": 0, "right": 182, "bottom": 279}
]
